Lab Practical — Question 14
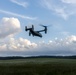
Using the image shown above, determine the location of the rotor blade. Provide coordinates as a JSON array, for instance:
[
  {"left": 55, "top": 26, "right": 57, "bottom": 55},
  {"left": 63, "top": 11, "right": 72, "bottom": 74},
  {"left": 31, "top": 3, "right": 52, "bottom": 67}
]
[
  {"left": 40, "top": 24, "right": 52, "bottom": 27},
  {"left": 40, "top": 24, "right": 45, "bottom": 27}
]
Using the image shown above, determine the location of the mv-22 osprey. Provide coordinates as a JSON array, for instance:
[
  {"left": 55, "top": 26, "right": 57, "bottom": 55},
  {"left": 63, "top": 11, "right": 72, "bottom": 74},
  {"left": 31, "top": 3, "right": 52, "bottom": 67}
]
[{"left": 25, "top": 24, "right": 48, "bottom": 38}]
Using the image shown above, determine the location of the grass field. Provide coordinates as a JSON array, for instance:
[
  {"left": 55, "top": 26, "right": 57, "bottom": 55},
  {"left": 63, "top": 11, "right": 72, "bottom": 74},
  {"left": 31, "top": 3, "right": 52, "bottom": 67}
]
[{"left": 0, "top": 58, "right": 76, "bottom": 75}]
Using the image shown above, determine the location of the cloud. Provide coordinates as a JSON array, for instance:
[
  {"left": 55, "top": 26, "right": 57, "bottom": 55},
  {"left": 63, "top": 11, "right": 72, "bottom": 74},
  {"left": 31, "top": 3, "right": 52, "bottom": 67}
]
[
  {"left": 40, "top": 0, "right": 76, "bottom": 20},
  {"left": 0, "top": 44, "right": 7, "bottom": 51},
  {"left": 0, "top": 17, "right": 21, "bottom": 38},
  {"left": 0, "top": 9, "right": 37, "bottom": 20},
  {"left": 10, "top": 0, "right": 29, "bottom": 8},
  {"left": 61, "top": 0, "right": 76, "bottom": 4},
  {"left": 54, "top": 8, "right": 68, "bottom": 20},
  {"left": 0, "top": 38, "right": 37, "bottom": 51},
  {"left": 36, "top": 35, "right": 76, "bottom": 56},
  {"left": 0, "top": 35, "right": 76, "bottom": 56}
]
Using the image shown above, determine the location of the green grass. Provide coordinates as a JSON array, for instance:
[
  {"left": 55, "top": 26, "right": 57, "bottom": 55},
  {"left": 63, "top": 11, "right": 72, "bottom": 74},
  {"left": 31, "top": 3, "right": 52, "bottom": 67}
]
[{"left": 0, "top": 58, "right": 76, "bottom": 75}]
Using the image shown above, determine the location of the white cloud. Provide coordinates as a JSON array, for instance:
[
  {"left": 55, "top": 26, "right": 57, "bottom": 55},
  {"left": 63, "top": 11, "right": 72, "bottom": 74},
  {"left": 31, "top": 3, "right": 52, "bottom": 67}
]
[
  {"left": 0, "top": 44, "right": 7, "bottom": 51},
  {"left": 0, "top": 9, "right": 37, "bottom": 20},
  {"left": 0, "top": 35, "right": 76, "bottom": 56},
  {"left": 0, "top": 17, "right": 21, "bottom": 38},
  {"left": 41, "top": 0, "right": 76, "bottom": 20},
  {"left": 40, "top": 0, "right": 68, "bottom": 19},
  {"left": 61, "top": 0, "right": 76, "bottom": 4},
  {"left": 66, "top": 35, "right": 76, "bottom": 43},
  {"left": 10, "top": 0, "right": 29, "bottom": 8},
  {"left": 0, "top": 38, "right": 37, "bottom": 51},
  {"left": 54, "top": 8, "right": 68, "bottom": 20}
]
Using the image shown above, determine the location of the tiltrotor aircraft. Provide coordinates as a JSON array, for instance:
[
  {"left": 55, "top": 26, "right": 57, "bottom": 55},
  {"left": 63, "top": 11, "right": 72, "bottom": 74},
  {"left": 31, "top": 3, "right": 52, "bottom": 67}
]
[{"left": 25, "top": 24, "right": 48, "bottom": 38}]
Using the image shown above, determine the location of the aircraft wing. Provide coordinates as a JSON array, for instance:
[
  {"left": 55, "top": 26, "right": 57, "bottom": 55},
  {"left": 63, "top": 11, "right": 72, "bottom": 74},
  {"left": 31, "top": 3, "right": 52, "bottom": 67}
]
[{"left": 37, "top": 30, "right": 45, "bottom": 33}]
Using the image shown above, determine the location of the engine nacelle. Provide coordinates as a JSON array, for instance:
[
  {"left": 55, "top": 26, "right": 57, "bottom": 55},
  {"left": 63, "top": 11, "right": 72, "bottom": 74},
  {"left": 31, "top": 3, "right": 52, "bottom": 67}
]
[{"left": 25, "top": 26, "right": 27, "bottom": 31}]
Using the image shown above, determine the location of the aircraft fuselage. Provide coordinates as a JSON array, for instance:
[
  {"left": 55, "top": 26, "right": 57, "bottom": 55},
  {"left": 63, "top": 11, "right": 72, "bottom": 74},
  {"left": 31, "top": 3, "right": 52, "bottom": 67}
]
[{"left": 30, "top": 29, "right": 42, "bottom": 38}]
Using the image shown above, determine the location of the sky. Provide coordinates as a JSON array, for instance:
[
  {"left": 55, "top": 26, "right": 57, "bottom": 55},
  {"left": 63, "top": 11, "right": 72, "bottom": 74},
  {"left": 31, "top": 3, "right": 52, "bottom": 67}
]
[{"left": 0, "top": 0, "right": 76, "bottom": 56}]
